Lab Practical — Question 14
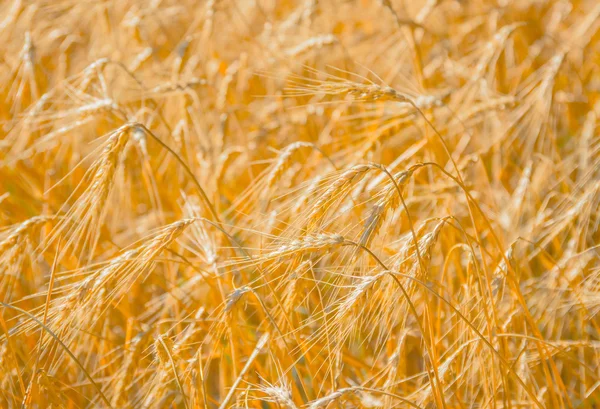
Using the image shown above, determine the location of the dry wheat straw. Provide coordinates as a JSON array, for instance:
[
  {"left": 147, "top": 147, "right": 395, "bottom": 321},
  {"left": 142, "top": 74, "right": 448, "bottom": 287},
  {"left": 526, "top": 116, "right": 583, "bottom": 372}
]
[{"left": 218, "top": 332, "right": 270, "bottom": 409}]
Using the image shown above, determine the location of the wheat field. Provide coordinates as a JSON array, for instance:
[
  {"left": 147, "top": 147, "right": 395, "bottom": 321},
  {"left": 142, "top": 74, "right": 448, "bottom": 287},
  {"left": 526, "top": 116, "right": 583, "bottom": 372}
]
[{"left": 0, "top": 0, "right": 599, "bottom": 408}]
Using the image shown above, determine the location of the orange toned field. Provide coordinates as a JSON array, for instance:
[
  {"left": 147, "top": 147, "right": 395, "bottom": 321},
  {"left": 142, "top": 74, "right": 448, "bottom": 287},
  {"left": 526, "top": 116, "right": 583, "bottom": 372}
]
[{"left": 1, "top": 1, "right": 599, "bottom": 408}]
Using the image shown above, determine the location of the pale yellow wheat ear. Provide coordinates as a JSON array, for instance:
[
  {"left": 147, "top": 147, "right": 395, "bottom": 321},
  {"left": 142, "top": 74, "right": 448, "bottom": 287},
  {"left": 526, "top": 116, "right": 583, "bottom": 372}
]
[
  {"left": 265, "top": 141, "right": 314, "bottom": 190},
  {"left": 251, "top": 378, "right": 299, "bottom": 409},
  {"left": 12, "top": 218, "right": 195, "bottom": 356},
  {"left": 1, "top": 1, "right": 599, "bottom": 408},
  {"left": 304, "top": 164, "right": 373, "bottom": 231},
  {"left": 44, "top": 124, "right": 133, "bottom": 262},
  {"left": 0, "top": 215, "right": 54, "bottom": 302}
]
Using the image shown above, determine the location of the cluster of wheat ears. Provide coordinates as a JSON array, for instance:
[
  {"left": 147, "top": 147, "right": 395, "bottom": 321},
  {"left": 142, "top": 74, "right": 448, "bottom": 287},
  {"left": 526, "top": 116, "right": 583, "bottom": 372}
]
[{"left": 0, "top": 0, "right": 599, "bottom": 408}]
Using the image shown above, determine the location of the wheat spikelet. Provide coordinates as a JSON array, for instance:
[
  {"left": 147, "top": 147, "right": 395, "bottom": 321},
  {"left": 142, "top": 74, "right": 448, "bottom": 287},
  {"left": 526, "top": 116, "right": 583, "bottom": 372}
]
[
  {"left": 262, "top": 232, "right": 344, "bottom": 260},
  {"left": 305, "top": 164, "right": 372, "bottom": 228},
  {"left": 111, "top": 332, "right": 146, "bottom": 407},
  {"left": 47, "top": 124, "right": 132, "bottom": 259},
  {"left": 214, "top": 147, "right": 242, "bottom": 194},
  {"left": 0, "top": 216, "right": 54, "bottom": 300},
  {"left": 395, "top": 219, "right": 445, "bottom": 277},
  {"left": 307, "top": 388, "right": 352, "bottom": 409},
  {"left": 154, "top": 334, "right": 176, "bottom": 369},
  {"left": 216, "top": 60, "right": 240, "bottom": 111},
  {"left": 289, "top": 78, "right": 411, "bottom": 103},
  {"left": 0, "top": 215, "right": 53, "bottom": 253},
  {"left": 202, "top": 0, "right": 217, "bottom": 40},
  {"left": 284, "top": 34, "right": 337, "bottom": 57},
  {"left": 282, "top": 259, "right": 311, "bottom": 316},
  {"left": 292, "top": 175, "right": 324, "bottom": 214},
  {"left": 335, "top": 271, "right": 387, "bottom": 322},
  {"left": 79, "top": 58, "right": 110, "bottom": 92},
  {"left": 146, "top": 77, "right": 207, "bottom": 96},
  {"left": 15, "top": 219, "right": 194, "bottom": 352},
  {"left": 224, "top": 286, "right": 251, "bottom": 313},
  {"left": 266, "top": 141, "right": 313, "bottom": 190},
  {"left": 259, "top": 380, "right": 299, "bottom": 409}
]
